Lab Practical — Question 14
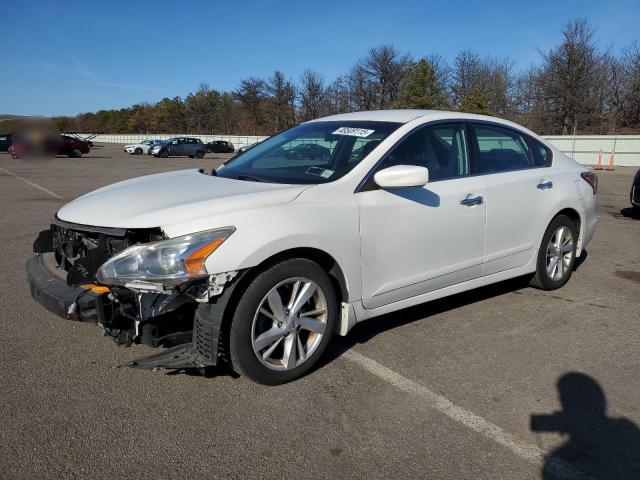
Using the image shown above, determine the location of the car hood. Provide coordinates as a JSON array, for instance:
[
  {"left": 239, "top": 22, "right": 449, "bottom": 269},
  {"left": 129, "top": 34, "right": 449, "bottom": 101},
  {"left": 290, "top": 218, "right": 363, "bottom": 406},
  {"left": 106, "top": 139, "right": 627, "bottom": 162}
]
[{"left": 56, "top": 169, "right": 310, "bottom": 229}]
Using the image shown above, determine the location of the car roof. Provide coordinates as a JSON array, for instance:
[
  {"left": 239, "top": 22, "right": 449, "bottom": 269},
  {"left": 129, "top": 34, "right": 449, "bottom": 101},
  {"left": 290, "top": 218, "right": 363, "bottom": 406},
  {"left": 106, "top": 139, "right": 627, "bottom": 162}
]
[
  {"left": 310, "top": 109, "right": 523, "bottom": 128},
  {"left": 309, "top": 109, "right": 545, "bottom": 140}
]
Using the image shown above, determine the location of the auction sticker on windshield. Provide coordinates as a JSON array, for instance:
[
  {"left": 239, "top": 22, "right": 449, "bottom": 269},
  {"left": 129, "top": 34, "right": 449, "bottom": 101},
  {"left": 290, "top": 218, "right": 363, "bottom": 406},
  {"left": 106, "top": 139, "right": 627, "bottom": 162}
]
[{"left": 332, "top": 127, "right": 375, "bottom": 137}]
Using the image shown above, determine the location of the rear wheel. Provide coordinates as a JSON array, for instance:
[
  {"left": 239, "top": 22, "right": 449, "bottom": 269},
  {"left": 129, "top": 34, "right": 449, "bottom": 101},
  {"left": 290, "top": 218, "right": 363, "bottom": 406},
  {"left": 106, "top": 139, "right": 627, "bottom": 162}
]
[
  {"left": 530, "top": 215, "right": 577, "bottom": 290},
  {"left": 195, "top": 150, "right": 204, "bottom": 159},
  {"left": 227, "top": 258, "right": 337, "bottom": 385}
]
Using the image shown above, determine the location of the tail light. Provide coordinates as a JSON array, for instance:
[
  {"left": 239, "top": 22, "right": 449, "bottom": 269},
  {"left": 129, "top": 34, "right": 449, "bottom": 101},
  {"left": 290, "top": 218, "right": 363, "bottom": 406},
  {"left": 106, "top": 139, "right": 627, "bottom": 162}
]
[{"left": 581, "top": 171, "right": 598, "bottom": 195}]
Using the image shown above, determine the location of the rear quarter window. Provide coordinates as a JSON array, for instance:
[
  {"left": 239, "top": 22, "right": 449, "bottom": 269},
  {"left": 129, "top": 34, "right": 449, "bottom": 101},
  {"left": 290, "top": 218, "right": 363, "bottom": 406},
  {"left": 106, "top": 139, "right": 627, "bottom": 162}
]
[{"left": 527, "top": 137, "right": 553, "bottom": 167}]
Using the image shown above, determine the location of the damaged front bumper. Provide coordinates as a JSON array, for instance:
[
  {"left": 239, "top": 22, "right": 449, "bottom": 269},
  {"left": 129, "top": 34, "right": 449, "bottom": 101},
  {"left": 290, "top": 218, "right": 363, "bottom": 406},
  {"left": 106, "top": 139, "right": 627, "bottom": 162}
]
[
  {"left": 26, "top": 223, "right": 245, "bottom": 371},
  {"left": 27, "top": 253, "right": 114, "bottom": 323},
  {"left": 26, "top": 251, "right": 225, "bottom": 369}
]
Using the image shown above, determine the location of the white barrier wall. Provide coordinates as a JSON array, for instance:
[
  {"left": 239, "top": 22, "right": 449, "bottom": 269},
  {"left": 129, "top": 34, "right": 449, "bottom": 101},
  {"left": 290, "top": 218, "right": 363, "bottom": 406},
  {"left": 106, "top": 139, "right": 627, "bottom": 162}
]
[
  {"left": 82, "top": 133, "right": 640, "bottom": 167},
  {"left": 81, "top": 133, "right": 269, "bottom": 149},
  {"left": 545, "top": 135, "right": 640, "bottom": 167}
]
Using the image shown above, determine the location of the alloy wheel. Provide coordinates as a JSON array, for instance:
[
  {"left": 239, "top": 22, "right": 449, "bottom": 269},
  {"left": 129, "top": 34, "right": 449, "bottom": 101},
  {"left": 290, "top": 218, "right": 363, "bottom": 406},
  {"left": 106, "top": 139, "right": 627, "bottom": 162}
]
[
  {"left": 251, "top": 277, "right": 328, "bottom": 371},
  {"left": 545, "top": 226, "right": 574, "bottom": 281}
]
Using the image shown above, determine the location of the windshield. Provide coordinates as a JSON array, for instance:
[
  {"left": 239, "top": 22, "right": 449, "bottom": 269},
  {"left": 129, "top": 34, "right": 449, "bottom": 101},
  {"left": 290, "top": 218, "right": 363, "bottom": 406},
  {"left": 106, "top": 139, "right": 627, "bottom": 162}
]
[{"left": 217, "top": 121, "right": 401, "bottom": 184}]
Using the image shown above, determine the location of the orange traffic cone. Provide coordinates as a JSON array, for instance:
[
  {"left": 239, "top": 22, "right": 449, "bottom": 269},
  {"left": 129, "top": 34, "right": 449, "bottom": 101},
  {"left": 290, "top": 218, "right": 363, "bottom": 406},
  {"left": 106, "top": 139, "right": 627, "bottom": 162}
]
[
  {"left": 594, "top": 150, "right": 603, "bottom": 170},
  {"left": 607, "top": 149, "right": 615, "bottom": 171}
]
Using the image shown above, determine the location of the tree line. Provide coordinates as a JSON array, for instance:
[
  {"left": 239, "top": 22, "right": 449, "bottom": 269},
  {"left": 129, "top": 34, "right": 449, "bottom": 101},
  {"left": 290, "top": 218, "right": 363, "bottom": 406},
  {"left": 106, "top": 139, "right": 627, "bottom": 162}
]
[{"left": 33, "top": 20, "right": 640, "bottom": 136}]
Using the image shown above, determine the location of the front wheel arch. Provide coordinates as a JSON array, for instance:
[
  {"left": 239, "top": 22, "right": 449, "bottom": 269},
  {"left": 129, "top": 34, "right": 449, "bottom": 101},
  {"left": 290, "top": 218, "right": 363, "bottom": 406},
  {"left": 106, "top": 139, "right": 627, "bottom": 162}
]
[{"left": 216, "top": 248, "right": 349, "bottom": 360}]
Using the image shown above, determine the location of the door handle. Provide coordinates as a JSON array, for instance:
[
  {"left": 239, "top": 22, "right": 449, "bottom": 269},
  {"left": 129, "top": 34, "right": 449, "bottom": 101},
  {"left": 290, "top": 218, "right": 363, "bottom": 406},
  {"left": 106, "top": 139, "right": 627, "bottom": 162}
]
[
  {"left": 460, "top": 194, "right": 484, "bottom": 206},
  {"left": 537, "top": 181, "right": 553, "bottom": 190}
]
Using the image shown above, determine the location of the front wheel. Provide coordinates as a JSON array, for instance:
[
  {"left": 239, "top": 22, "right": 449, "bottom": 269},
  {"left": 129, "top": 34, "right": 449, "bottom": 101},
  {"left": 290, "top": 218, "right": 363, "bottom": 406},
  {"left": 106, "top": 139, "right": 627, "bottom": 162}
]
[
  {"left": 134, "top": 147, "right": 143, "bottom": 155},
  {"left": 159, "top": 149, "right": 169, "bottom": 158},
  {"left": 227, "top": 258, "right": 337, "bottom": 385},
  {"left": 69, "top": 148, "right": 82, "bottom": 158},
  {"left": 195, "top": 150, "right": 204, "bottom": 159},
  {"left": 530, "top": 215, "right": 577, "bottom": 290}
]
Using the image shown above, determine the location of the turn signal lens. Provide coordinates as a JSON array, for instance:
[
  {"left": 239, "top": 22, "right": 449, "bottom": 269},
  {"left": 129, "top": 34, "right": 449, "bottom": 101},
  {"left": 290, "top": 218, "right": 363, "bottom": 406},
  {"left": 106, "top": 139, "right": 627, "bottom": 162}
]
[
  {"left": 581, "top": 172, "right": 598, "bottom": 195},
  {"left": 184, "top": 238, "right": 225, "bottom": 275},
  {"left": 81, "top": 284, "right": 111, "bottom": 294}
]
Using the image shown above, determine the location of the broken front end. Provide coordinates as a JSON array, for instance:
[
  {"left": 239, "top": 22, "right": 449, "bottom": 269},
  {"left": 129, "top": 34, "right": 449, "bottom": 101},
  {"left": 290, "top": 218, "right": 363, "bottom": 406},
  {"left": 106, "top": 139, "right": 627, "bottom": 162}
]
[{"left": 26, "top": 218, "right": 239, "bottom": 367}]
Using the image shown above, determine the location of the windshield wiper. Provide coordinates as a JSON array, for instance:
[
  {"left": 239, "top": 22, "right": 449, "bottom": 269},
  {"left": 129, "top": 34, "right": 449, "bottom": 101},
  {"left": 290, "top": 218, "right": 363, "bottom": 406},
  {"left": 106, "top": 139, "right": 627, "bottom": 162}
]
[{"left": 235, "top": 174, "right": 267, "bottom": 183}]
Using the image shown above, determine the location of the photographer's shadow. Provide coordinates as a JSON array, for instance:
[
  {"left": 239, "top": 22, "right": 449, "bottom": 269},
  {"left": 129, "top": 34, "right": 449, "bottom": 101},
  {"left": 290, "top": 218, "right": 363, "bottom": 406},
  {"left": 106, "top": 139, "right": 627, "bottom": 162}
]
[{"left": 531, "top": 372, "right": 640, "bottom": 479}]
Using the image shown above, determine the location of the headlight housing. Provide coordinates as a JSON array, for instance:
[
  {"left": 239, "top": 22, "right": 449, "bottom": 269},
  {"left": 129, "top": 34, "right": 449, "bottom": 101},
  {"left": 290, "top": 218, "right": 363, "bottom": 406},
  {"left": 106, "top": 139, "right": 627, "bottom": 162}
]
[{"left": 96, "top": 227, "right": 235, "bottom": 286}]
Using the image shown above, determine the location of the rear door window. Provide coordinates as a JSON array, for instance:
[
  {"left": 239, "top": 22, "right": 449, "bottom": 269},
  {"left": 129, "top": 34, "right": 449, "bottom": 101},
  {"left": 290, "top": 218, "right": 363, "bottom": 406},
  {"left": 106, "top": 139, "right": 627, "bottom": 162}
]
[{"left": 471, "top": 124, "right": 533, "bottom": 174}]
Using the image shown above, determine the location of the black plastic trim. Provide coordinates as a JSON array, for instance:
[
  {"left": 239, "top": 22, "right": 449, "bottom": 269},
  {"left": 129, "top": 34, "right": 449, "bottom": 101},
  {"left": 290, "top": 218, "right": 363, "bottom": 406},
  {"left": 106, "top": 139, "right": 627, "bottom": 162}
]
[
  {"left": 26, "top": 254, "right": 113, "bottom": 323},
  {"left": 53, "top": 216, "right": 127, "bottom": 237}
]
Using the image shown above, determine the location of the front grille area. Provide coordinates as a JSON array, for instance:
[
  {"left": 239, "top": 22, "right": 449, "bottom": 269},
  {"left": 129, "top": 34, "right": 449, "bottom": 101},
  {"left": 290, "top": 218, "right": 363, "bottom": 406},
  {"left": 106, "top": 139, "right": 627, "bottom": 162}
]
[{"left": 50, "top": 219, "right": 163, "bottom": 286}]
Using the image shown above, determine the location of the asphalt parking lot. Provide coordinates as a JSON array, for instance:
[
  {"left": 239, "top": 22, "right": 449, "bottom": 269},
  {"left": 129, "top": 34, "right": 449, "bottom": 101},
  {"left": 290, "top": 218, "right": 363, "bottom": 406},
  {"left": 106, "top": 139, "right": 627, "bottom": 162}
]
[{"left": 1, "top": 144, "right": 638, "bottom": 480}]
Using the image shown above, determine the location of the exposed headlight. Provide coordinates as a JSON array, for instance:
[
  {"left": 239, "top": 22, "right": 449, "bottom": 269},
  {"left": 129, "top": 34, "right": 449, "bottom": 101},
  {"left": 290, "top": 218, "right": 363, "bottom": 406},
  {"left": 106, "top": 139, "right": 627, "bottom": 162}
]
[{"left": 96, "top": 227, "right": 235, "bottom": 286}]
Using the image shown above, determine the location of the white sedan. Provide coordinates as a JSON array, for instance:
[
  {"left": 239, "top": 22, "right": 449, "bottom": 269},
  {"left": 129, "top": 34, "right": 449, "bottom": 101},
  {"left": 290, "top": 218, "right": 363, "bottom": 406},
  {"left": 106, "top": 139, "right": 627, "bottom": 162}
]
[
  {"left": 27, "top": 110, "right": 597, "bottom": 385},
  {"left": 123, "top": 139, "right": 160, "bottom": 155}
]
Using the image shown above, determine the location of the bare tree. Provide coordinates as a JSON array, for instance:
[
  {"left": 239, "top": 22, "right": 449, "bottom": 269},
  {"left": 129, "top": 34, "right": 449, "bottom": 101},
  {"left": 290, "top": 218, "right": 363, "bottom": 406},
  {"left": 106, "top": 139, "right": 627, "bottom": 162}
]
[
  {"left": 325, "top": 75, "right": 351, "bottom": 115},
  {"left": 363, "top": 45, "right": 412, "bottom": 108},
  {"left": 298, "top": 69, "right": 326, "bottom": 121},
  {"left": 266, "top": 71, "right": 296, "bottom": 134},
  {"left": 347, "top": 62, "right": 375, "bottom": 111},
  {"left": 623, "top": 43, "right": 640, "bottom": 130},
  {"left": 538, "top": 19, "right": 602, "bottom": 134},
  {"left": 234, "top": 77, "right": 267, "bottom": 134},
  {"left": 452, "top": 50, "right": 484, "bottom": 106},
  {"left": 452, "top": 50, "right": 516, "bottom": 115}
]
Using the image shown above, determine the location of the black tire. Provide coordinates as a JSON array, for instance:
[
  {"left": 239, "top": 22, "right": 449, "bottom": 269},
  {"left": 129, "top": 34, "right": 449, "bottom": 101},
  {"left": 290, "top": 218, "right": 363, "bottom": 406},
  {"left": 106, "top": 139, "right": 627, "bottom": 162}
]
[
  {"left": 227, "top": 258, "right": 337, "bottom": 385},
  {"left": 195, "top": 150, "right": 204, "bottom": 159},
  {"left": 68, "top": 148, "right": 82, "bottom": 158},
  {"left": 530, "top": 214, "right": 578, "bottom": 290},
  {"left": 188, "top": 155, "right": 194, "bottom": 158},
  {"left": 159, "top": 149, "right": 169, "bottom": 158},
  {"left": 134, "top": 147, "right": 143, "bottom": 155}
]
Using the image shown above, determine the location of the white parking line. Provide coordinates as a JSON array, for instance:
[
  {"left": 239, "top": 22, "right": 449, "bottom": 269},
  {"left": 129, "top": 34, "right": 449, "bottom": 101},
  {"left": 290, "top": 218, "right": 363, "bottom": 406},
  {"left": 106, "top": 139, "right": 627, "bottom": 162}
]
[
  {"left": 343, "top": 350, "right": 591, "bottom": 480},
  {"left": 0, "top": 167, "right": 63, "bottom": 199}
]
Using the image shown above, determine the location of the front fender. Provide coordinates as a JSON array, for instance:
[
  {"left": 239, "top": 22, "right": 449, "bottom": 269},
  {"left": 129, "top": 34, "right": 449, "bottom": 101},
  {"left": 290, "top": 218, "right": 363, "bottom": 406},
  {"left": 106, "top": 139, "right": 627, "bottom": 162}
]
[{"left": 166, "top": 196, "right": 362, "bottom": 303}]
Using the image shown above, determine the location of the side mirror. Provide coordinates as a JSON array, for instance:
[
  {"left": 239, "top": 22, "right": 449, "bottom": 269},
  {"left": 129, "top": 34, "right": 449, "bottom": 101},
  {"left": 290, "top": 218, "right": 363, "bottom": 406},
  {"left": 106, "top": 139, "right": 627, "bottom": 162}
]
[{"left": 374, "top": 165, "right": 429, "bottom": 189}]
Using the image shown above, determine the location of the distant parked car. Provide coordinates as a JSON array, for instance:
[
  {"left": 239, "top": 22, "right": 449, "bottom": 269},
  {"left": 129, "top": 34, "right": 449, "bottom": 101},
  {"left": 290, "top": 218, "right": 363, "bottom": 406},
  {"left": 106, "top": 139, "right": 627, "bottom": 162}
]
[
  {"left": 9, "top": 133, "right": 90, "bottom": 158},
  {"left": 59, "top": 135, "right": 91, "bottom": 157},
  {"left": 631, "top": 168, "right": 640, "bottom": 211},
  {"left": 149, "top": 137, "right": 205, "bottom": 158},
  {"left": 206, "top": 140, "right": 234, "bottom": 153},
  {"left": 285, "top": 143, "right": 330, "bottom": 161},
  {"left": 0, "top": 133, "right": 12, "bottom": 151},
  {"left": 124, "top": 139, "right": 161, "bottom": 155},
  {"left": 238, "top": 142, "right": 259, "bottom": 154}
]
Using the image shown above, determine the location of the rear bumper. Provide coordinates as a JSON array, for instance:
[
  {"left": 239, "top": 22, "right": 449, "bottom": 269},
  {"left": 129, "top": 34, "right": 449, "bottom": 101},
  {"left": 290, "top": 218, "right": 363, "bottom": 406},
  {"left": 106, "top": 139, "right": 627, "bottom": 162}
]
[{"left": 26, "top": 254, "right": 113, "bottom": 323}]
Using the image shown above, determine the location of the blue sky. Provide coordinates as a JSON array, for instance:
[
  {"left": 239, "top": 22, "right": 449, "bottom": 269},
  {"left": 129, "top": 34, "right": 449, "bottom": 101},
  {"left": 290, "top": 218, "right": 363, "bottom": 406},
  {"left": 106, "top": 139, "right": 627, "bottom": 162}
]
[{"left": 2, "top": 0, "right": 639, "bottom": 116}]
